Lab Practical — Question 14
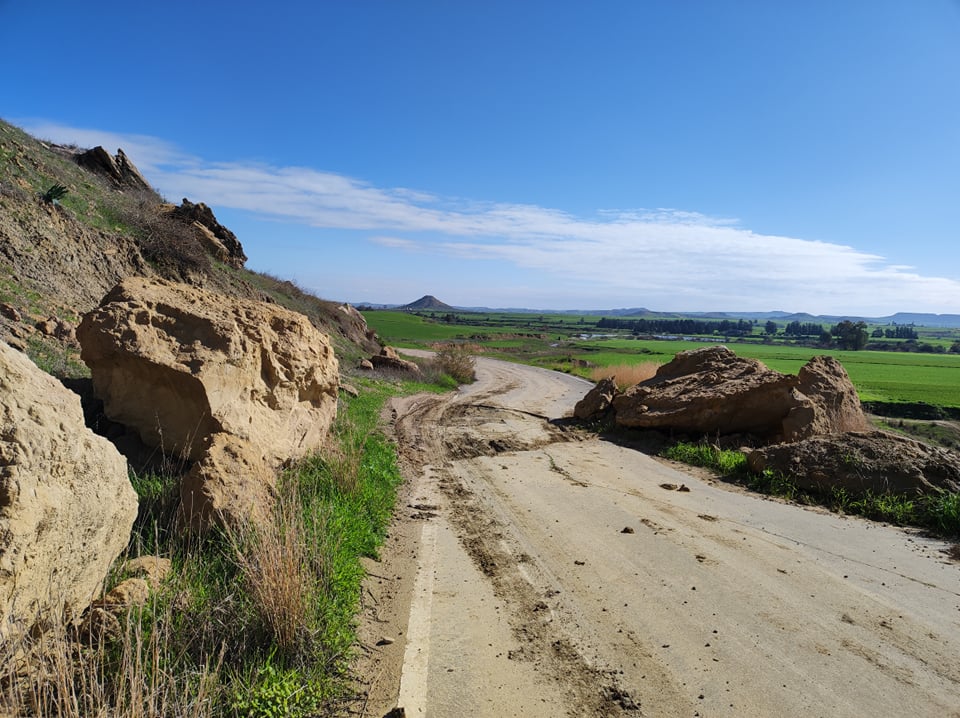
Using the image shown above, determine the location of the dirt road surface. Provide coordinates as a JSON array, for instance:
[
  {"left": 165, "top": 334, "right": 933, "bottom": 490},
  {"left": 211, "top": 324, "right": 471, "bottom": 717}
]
[{"left": 354, "top": 356, "right": 960, "bottom": 717}]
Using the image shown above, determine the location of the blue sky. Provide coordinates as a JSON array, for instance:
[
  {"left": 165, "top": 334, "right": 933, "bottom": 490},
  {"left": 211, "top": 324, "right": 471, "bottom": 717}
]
[{"left": 4, "top": 1, "right": 960, "bottom": 314}]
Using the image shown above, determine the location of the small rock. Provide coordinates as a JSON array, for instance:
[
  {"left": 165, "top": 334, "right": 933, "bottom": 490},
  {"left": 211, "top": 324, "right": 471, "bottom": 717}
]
[
  {"left": 377, "top": 636, "right": 395, "bottom": 646},
  {"left": 621, "top": 526, "right": 635, "bottom": 534}
]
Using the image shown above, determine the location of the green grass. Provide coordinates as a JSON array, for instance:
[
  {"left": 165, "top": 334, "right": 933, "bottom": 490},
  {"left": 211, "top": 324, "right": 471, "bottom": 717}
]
[
  {"left": 362, "top": 310, "right": 493, "bottom": 344},
  {"left": 662, "top": 440, "right": 960, "bottom": 538},
  {"left": 2, "top": 372, "right": 445, "bottom": 717}
]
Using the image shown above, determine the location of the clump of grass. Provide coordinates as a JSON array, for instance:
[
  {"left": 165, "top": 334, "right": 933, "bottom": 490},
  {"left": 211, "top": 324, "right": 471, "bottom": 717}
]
[
  {"left": 590, "top": 361, "right": 661, "bottom": 390},
  {"left": 660, "top": 441, "right": 749, "bottom": 477}
]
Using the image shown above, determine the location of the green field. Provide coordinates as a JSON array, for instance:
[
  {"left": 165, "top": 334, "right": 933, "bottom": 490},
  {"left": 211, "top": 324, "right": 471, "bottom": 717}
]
[{"left": 362, "top": 310, "right": 960, "bottom": 410}]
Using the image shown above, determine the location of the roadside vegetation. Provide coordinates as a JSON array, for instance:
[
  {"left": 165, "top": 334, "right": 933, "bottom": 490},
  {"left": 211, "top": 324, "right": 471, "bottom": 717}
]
[
  {"left": 1, "top": 367, "right": 461, "bottom": 718},
  {"left": 660, "top": 441, "right": 960, "bottom": 539}
]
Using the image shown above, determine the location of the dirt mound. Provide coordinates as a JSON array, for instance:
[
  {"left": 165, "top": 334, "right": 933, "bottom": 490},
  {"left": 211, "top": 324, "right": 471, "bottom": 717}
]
[{"left": 747, "top": 431, "right": 960, "bottom": 496}]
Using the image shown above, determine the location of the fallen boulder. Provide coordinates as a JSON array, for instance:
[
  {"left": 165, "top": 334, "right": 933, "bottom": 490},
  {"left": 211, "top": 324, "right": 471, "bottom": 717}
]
[
  {"left": 78, "top": 277, "right": 340, "bottom": 466},
  {"left": 783, "top": 355, "right": 869, "bottom": 441},
  {"left": 78, "top": 278, "right": 340, "bottom": 531},
  {"left": 0, "top": 341, "right": 137, "bottom": 647},
  {"left": 747, "top": 431, "right": 960, "bottom": 496},
  {"left": 370, "top": 346, "right": 422, "bottom": 375},
  {"left": 574, "top": 377, "right": 619, "bottom": 420},
  {"left": 609, "top": 346, "right": 867, "bottom": 441}
]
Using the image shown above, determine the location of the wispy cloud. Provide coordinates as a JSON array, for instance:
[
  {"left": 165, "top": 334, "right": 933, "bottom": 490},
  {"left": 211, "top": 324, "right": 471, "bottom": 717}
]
[{"left": 22, "top": 120, "right": 960, "bottom": 314}]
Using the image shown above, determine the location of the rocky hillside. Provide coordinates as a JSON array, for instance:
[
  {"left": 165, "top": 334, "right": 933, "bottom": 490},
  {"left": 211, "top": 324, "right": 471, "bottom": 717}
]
[{"left": 0, "top": 118, "right": 379, "bottom": 375}]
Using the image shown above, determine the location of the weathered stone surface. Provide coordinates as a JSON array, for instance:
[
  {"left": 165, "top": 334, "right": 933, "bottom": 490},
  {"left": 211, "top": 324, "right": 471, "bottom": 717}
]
[
  {"left": 179, "top": 434, "right": 276, "bottom": 532},
  {"left": 170, "top": 198, "right": 247, "bottom": 269},
  {"left": 78, "top": 277, "right": 339, "bottom": 465},
  {"left": 574, "top": 378, "right": 619, "bottom": 420},
  {"left": 123, "top": 556, "right": 172, "bottom": 591},
  {"left": 783, "top": 355, "right": 869, "bottom": 441},
  {"left": 609, "top": 346, "right": 867, "bottom": 440},
  {"left": 0, "top": 341, "right": 136, "bottom": 645},
  {"left": 370, "top": 346, "right": 422, "bottom": 375},
  {"left": 336, "top": 303, "right": 379, "bottom": 350},
  {"left": 75, "top": 146, "right": 151, "bottom": 191},
  {"left": 359, "top": 358, "right": 375, "bottom": 371},
  {"left": 98, "top": 578, "right": 151, "bottom": 609},
  {"left": 612, "top": 346, "right": 797, "bottom": 436},
  {"left": 747, "top": 431, "right": 960, "bottom": 496}
]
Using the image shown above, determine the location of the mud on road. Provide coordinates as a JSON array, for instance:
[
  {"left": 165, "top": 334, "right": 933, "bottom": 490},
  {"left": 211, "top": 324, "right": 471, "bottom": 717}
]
[{"left": 353, "top": 357, "right": 960, "bottom": 717}]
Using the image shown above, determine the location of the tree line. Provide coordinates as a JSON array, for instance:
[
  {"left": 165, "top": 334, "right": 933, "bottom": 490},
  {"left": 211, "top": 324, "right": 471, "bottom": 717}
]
[{"left": 596, "top": 317, "right": 754, "bottom": 336}]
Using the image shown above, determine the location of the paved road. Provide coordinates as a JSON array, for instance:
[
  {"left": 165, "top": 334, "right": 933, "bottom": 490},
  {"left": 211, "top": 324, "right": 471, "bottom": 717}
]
[{"left": 362, "top": 356, "right": 960, "bottom": 717}]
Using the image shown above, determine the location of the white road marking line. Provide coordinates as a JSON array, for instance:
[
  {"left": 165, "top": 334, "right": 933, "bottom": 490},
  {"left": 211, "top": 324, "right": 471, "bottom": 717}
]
[{"left": 397, "top": 517, "right": 438, "bottom": 714}]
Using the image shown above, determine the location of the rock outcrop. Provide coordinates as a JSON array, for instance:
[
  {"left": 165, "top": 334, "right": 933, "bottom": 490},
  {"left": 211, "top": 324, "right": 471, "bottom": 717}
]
[
  {"left": 75, "top": 146, "right": 151, "bottom": 191},
  {"left": 609, "top": 346, "right": 867, "bottom": 440},
  {"left": 170, "top": 198, "right": 247, "bottom": 269},
  {"left": 77, "top": 278, "right": 340, "bottom": 530},
  {"left": 0, "top": 341, "right": 137, "bottom": 646},
  {"left": 747, "top": 431, "right": 960, "bottom": 496}
]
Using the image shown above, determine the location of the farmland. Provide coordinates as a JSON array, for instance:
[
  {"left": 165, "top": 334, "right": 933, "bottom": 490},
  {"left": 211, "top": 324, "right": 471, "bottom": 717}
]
[{"left": 362, "top": 309, "right": 960, "bottom": 412}]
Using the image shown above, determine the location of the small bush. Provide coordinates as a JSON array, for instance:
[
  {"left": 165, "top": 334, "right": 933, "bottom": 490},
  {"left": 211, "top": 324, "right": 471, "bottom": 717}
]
[{"left": 434, "top": 344, "right": 476, "bottom": 384}]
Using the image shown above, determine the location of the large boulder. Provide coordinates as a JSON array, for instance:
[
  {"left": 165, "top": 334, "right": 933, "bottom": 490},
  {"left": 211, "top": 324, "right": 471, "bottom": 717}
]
[
  {"left": 179, "top": 434, "right": 277, "bottom": 533},
  {"left": 78, "top": 278, "right": 340, "bottom": 532},
  {"left": 78, "top": 277, "right": 340, "bottom": 466},
  {"left": 747, "top": 431, "right": 960, "bottom": 496},
  {"left": 783, "top": 355, "right": 869, "bottom": 441},
  {"left": 609, "top": 346, "right": 867, "bottom": 441},
  {"left": 0, "top": 341, "right": 137, "bottom": 646},
  {"left": 612, "top": 346, "right": 798, "bottom": 436}
]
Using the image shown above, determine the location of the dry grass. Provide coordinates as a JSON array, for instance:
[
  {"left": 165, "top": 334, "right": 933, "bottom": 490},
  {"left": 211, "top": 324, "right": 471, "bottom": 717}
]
[
  {"left": 432, "top": 343, "right": 477, "bottom": 384},
  {"left": 589, "top": 361, "right": 662, "bottom": 390},
  {"left": 228, "top": 477, "right": 327, "bottom": 664},
  {"left": 1, "top": 592, "right": 222, "bottom": 718}
]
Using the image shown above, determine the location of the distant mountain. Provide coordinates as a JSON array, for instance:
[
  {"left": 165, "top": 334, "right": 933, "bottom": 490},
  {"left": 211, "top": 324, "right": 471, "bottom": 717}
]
[{"left": 401, "top": 295, "right": 455, "bottom": 311}]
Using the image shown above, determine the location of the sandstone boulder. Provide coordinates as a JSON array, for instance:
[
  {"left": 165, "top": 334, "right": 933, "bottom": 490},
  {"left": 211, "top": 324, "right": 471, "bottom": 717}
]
[
  {"left": 0, "top": 341, "right": 137, "bottom": 646},
  {"left": 77, "top": 277, "right": 339, "bottom": 466},
  {"left": 609, "top": 346, "right": 867, "bottom": 441},
  {"left": 574, "top": 378, "right": 619, "bottom": 420},
  {"left": 370, "top": 346, "right": 422, "bottom": 375},
  {"left": 612, "top": 346, "right": 797, "bottom": 436},
  {"left": 179, "top": 434, "right": 277, "bottom": 532},
  {"left": 747, "top": 431, "right": 960, "bottom": 496},
  {"left": 783, "top": 355, "right": 869, "bottom": 441}
]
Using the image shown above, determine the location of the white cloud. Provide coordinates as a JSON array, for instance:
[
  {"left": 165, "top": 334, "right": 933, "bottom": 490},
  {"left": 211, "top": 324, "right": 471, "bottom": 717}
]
[{"left": 20, "top": 120, "right": 960, "bottom": 314}]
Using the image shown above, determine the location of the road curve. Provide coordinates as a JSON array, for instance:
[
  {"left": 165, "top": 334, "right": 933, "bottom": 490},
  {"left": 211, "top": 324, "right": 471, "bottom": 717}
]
[{"left": 360, "top": 356, "right": 960, "bottom": 717}]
